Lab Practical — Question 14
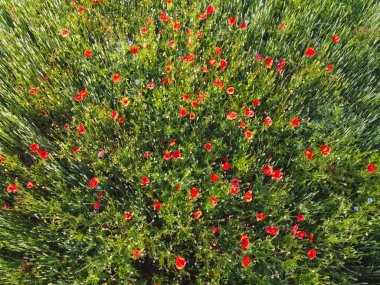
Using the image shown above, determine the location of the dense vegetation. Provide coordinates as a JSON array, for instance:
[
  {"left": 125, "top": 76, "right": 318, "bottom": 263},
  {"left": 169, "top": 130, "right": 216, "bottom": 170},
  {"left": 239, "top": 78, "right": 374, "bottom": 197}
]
[{"left": 0, "top": 0, "right": 379, "bottom": 284}]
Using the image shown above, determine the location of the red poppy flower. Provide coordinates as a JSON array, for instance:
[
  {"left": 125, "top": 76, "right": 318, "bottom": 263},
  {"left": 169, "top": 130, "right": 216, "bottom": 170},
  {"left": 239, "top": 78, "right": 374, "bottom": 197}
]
[
  {"left": 172, "top": 150, "right": 181, "bottom": 159},
  {"left": 182, "top": 93, "right": 190, "bottom": 101},
  {"left": 160, "top": 12, "right": 170, "bottom": 23},
  {"left": 3, "top": 203, "right": 9, "bottom": 210},
  {"left": 298, "top": 231, "right": 307, "bottom": 240},
  {"left": 309, "top": 233, "right": 315, "bottom": 243},
  {"left": 239, "top": 122, "right": 246, "bottom": 129},
  {"left": 272, "top": 170, "right": 283, "bottom": 181},
  {"left": 112, "top": 73, "right": 122, "bottom": 82},
  {"left": 0, "top": 157, "right": 6, "bottom": 163},
  {"left": 97, "top": 191, "right": 103, "bottom": 198},
  {"left": 167, "top": 139, "right": 175, "bottom": 146},
  {"left": 198, "top": 13, "right": 207, "bottom": 20},
  {"left": 227, "top": 111, "right": 237, "bottom": 120},
  {"left": 232, "top": 178, "right": 239, "bottom": 186},
  {"left": 253, "top": 99, "right": 260, "bottom": 106},
  {"left": 331, "top": 35, "right": 340, "bottom": 43},
  {"left": 226, "top": 87, "right": 234, "bottom": 95},
  {"left": 214, "top": 79, "right": 224, "bottom": 88},
  {"left": 208, "top": 58, "right": 217, "bottom": 66},
  {"left": 305, "top": 47, "right": 316, "bottom": 58},
  {"left": 220, "top": 59, "right": 228, "bottom": 70},
  {"left": 30, "top": 143, "right": 39, "bottom": 152},
  {"left": 84, "top": 50, "right": 93, "bottom": 58},
  {"left": 87, "top": 178, "right": 99, "bottom": 190},
  {"left": 130, "top": 45, "right": 138, "bottom": 55},
  {"left": 215, "top": 47, "right": 222, "bottom": 55},
  {"left": 210, "top": 173, "right": 219, "bottom": 182},
  {"left": 266, "top": 226, "right": 278, "bottom": 236},
  {"left": 263, "top": 164, "right": 274, "bottom": 176},
  {"left": 206, "top": 5, "right": 215, "bottom": 14},
  {"left": 179, "top": 107, "right": 187, "bottom": 117},
  {"left": 153, "top": 201, "right": 162, "bottom": 210},
  {"left": 183, "top": 53, "right": 195, "bottom": 62},
  {"left": 77, "top": 124, "right": 86, "bottom": 135},
  {"left": 7, "top": 184, "right": 19, "bottom": 193},
  {"left": 26, "top": 181, "right": 34, "bottom": 189},
  {"left": 168, "top": 40, "right": 175, "bottom": 47},
  {"left": 278, "top": 58, "right": 286, "bottom": 68},
  {"left": 189, "top": 188, "right": 199, "bottom": 201},
  {"left": 132, "top": 249, "right": 140, "bottom": 258},
  {"left": 123, "top": 211, "right": 133, "bottom": 221},
  {"left": 305, "top": 149, "right": 314, "bottom": 159},
  {"left": 175, "top": 256, "right": 186, "bottom": 270},
  {"left": 140, "top": 27, "right": 148, "bottom": 34},
  {"left": 242, "top": 256, "right": 250, "bottom": 267},
  {"left": 74, "top": 89, "right": 88, "bottom": 101},
  {"left": 163, "top": 150, "right": 171, "bottom": 160},
  {"left": 230, "top": 185, "right": 239, "bottom": 195},
  {"left": 189, "top": 112, "right": 196, "bottom": 120},
  {"left": 228, "top": 17, "right": 236, "bottom": 25},
  {"left": 147, "top": 82, "right": 155, "bottom": 89},
  {"left": 118, "top": 117, "right": 125, "bottom": 123},
  {"left": 194, "top": 210, "right": 202, "bottom": 219},
  {"left": 93, "top": 201, "right": 100, "bottom": 210},
  {"left": 307, "top": 249, "right": 317, "bottom": 259},
  {"left": 245, "top": 130, "right": 253, "bottom": 139},
  {"left": 327, "top": 64, "right": 333, "bottom": 72},
  {"left": 211, "top": 226, "right": 219, "bottom": 234},
  {"left": 222, "top": 163, "right": 231, "bottom": 171},
  {"left": 144, "top": 151, "right": 152, "bottom": 158},
  {"left": 296, "top": 213, "right": 304, "bottom": 221},
  {"left": 204, "top": 142, "right": 212, "bottom": 152},
  {"left": 38, "top": 150, "right": 49, "bottom": 159},
  {"left": 60, "top": 28, "right": 70, "bottom": 37},
  {"left": 244, "top": 108, "right": 254, "bottom": 117},
  {"left": 239, "top": 21, "right": 247, "bottom": 29},
  {"left": 264, "top": 117, "right": 273, "bottom": 126},
  {"left": 320, "top": 144, "right": 330, "bottom": 155},
  {"left": 141, "top": 176, "right": 149, "bottom": 186},
  {"left": 110, "top": 111, "right": 119, "bottom": 120},
  {"left": 367, "top": 164, "right": 376, "bottom": 173},
  {"left": 278, "top": 23, "right": 286, "bottom": 29},
  {"left": 29, "top": 87, "right": 38, "bottom": 95},
  {"left": 265, "top": 57, "right": 273, "bottom": 68},
  {"left": 210, "top": 196, "right": 218, "bottom": 206},
  {"left": 173, "top": 21, "right": 180, "bottom": 30},
  {"left": 191, "top": 101, "right": 199, "bottom": 108},
  {"left": 256, "top": 213, "right": 266, "bottom": 221},
  {"left": 245, "top": 191, "right": 253, "bottom": 202},
  {"left": 241, "top": 235, "right": 250, "bottom": 250},
  {"left": 290, "top": 117, "right": 300, "bottom": 127},
  {"left": 291, "top": 224, "right": 299, "bottom": 235}
]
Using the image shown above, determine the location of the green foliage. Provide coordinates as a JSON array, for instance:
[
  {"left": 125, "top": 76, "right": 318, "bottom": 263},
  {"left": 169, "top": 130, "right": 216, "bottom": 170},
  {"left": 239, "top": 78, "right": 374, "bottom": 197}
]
[{"left": 0, "top": 0, "right": 379, "bottom": 284}]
